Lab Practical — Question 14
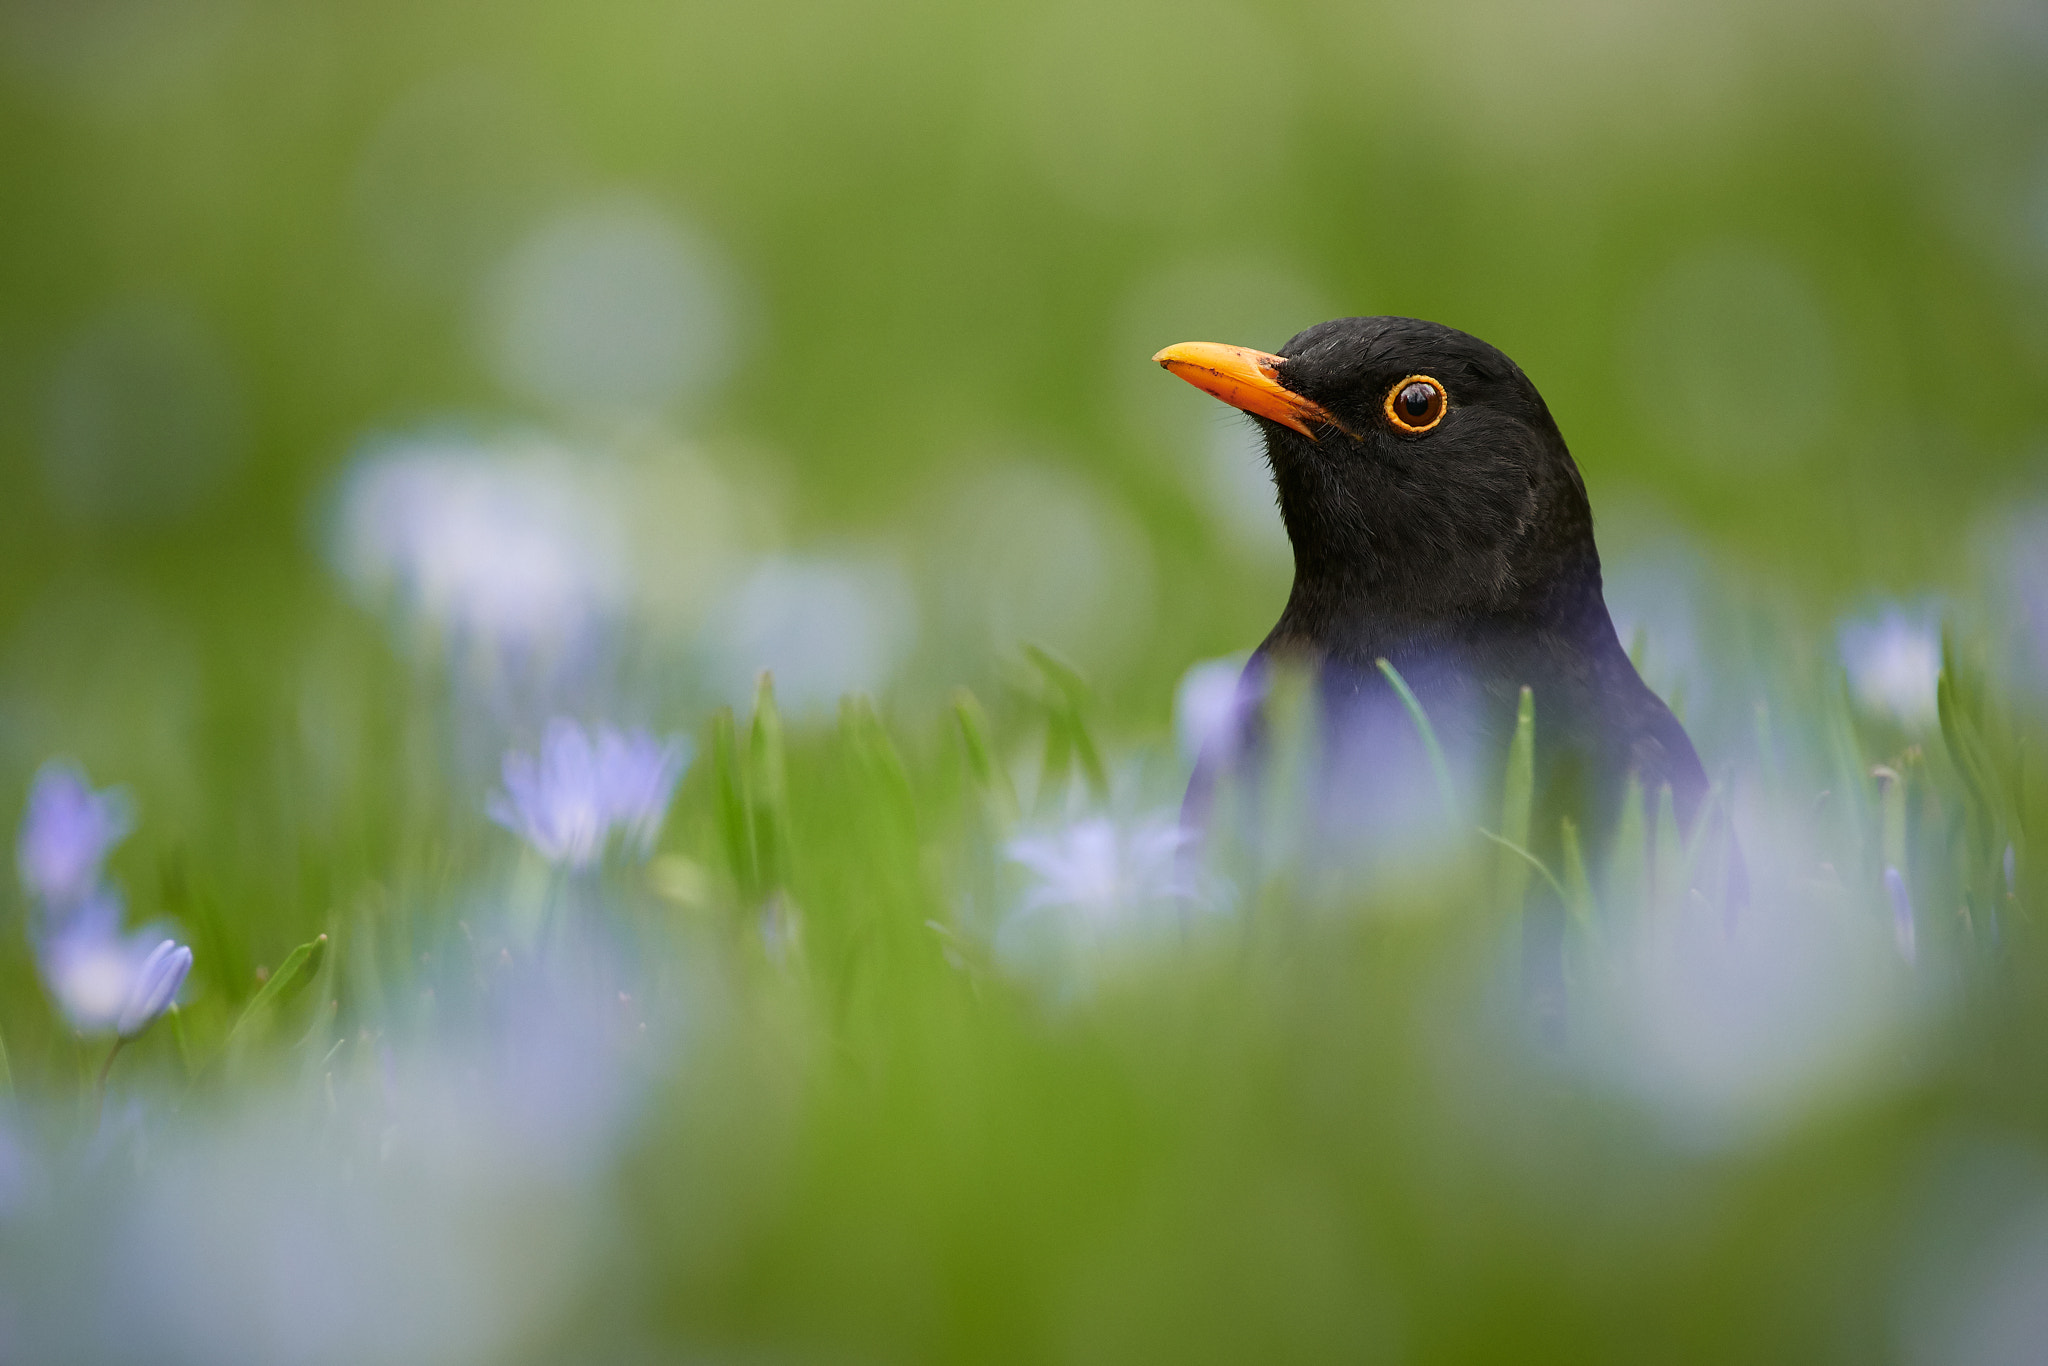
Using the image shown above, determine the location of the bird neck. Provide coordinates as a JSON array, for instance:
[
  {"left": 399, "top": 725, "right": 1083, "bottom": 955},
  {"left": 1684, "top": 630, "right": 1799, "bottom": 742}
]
[{"left": 1272, "top": 542, "right": 1612, "bottom": 663}]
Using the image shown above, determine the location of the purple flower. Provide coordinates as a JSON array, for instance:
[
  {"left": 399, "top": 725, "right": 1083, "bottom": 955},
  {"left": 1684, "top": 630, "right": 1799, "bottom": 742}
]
[
  {"left": 488, "top": 718, "right": 689, "bottom": 867},
  {"left": 1838, "top": 606, "right": 1942, "bottom": 726},
  {"left": 118, "top": 939, "right": 194, "bottom": 1038},
  {"left": 39, "top": 893, "right": 191, "bottom": 1035},
  {"left": 593, "top": 726, "right": 689, "bottom": 856},
  {"left": 490, "top": 721, "right": 606, "bottom": 866},
  {"left": 16, "top": 760, "right": 132, "bottom": 908}
]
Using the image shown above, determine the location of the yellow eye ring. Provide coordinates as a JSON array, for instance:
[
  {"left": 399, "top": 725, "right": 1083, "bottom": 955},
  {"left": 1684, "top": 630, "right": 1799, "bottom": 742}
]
[{"left": 1384, "top": 375, "right": 1447, "bottom": 433}]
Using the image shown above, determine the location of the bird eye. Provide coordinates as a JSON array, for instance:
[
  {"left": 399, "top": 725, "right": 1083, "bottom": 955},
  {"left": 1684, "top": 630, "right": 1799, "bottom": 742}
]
[{"left": 1384, "top": 376, "right": 1447, "bottom": 433}]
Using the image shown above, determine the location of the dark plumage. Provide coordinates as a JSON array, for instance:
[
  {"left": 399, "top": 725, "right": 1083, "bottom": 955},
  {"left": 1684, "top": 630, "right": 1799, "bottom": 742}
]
[{"left": 1160, "top": 316, "right": 1730, "bottom": 1023}]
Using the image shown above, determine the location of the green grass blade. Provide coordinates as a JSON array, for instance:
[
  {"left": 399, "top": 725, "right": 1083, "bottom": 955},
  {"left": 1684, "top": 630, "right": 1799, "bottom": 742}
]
[
  {"left": 1560, "top": 816, "right": 1599, "bottom": 936},
  {"left": 1023, "top": 643, "right": 1090, "bottom": 712},
  {"left": 1653, "top": 783, "right": 1683, "bottom": 916},
  {"left": 1038, "top": 714, "right": 1074, "bottom": 812},
  {"left": 1497, "top": 686, "right": 1535, "bottom": 911},
  {"left": 1607, "top": 774, "right": 1647, "bottom": 920},
  {"left": 1676, "top": 781, "right": 1728, "bottom": 902},
  {"left": 169, "top": 1004, "right": 194, "bottom": 1082},
  {"left": 1824, "top": 680, "right": 1871, "bottom": 867},
  {"left": 1066, "top": 710, "right": 1110, "bottom": 805},
  {"left": 952, "top": 686, "right": 1019, "bottom": 829},
  {"left": 843, "top": 696, "right": 917, "bottom": 839},
  {"left": 749, "top": 673, "right": 792, "bottom": 896},
  {"left": 1753, "top": 698, "right": 1781, "bottom": 796},
  {"left": 1025, "top": 644, "right": 1107, "bottom": 806},
  {"left": 1478, "top": 829, "right": 1567, "bottom": 903},
  {"left": 1032, "top": 647, "right": 1114, "bottom": 806},
  {"left": 224, "top": 933, "right": 329, "bottom": 1054},
  {"left": 1939, "top": 670, "right": 1997, "bottom": 828},
  {"left": 1374, "top": 658, "right": 1457, "bottom": 818},
  {"left": 1877, "top": 764, "right": 1907, "bottom": 886},
  {"left": 710, "top": 706, "right": 756, "bottom": 903}
]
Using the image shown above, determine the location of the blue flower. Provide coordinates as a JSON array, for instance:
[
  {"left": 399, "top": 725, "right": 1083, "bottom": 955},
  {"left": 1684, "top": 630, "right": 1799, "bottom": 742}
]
[
  {"left": 16, "top": 760, "right": 132, "bottom": 909},
  {"left": 117, "top": 938, "right": 194, "bottom": 1038},
  {"left": 18, "top": 760, "right": 195, "bottom": 1036},
  {"left": 490, "top": 720, "right": 607, "bottom": 866},
  {"left": 38, "top": 892, "right": 191, "bottom": 1036},
  {"left": 594, "top": 726, "right": 691, "bottom": 857},
  {"left": 489, "top": 718, "right": 689, "bottom": 867}
]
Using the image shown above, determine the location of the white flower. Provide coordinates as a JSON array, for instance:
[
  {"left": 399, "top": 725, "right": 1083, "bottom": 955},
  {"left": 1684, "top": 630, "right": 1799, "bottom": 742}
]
[
  {"left": 1839, "top": 606, "right": 1942, "bottom": 726},
  {"left": 1010, "top": 817, "right": 1190, "bottom": 921},
  {"left": 331, "top": 435, "right": 627, "bottom": 653},
  {"left": 998, "top": 814, "right": 1213, "bottom": 992},
  {"left": 701, "top": 555, "right": 916, "bottom": 714}
]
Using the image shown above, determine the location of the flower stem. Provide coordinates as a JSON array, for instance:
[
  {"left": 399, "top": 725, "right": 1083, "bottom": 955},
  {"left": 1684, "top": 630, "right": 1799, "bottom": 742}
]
[{"left": 94, "top": 1037, "right": 125, "bottom": 1129}]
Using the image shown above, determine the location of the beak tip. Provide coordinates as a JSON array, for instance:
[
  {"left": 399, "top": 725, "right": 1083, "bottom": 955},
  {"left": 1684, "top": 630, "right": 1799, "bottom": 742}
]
[{"left": 1151, "top": 339, "right": 1343, "bottom": 441}]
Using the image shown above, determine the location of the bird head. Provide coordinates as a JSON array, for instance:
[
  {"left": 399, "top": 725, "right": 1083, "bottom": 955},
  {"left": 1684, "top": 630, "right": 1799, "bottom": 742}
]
[{"left": 1155, "top": 316, "right": 1600, "bottom": 622}]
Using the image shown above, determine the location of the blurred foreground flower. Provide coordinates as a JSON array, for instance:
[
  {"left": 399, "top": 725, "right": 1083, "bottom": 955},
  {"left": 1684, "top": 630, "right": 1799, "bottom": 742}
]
[
  {"left": 330, "top": 433, "right": 627, "bottom": 657},
  {"left": 16, "top": 760, "right": 132, "bottom": 909},
  {"left": 1839, "top": 606, "right": 1942, "bottom": 726},
  {"left": 1174, "top": 654, "right": 1251, "bottom": 765},
  {"left": 119, "top": 939, "right": 195, "bottom": 1038},
  {"left": 84, "top": 956, "right": 649, "bottom": 1366},
  {"left": 1010, "top": 816, "right": 1193, "bottom": 917},
  {"left": 38, "top": 895, "right": 191, "bottom": 1037},
  {"left": 15, "top": 759, "right": 192, "bottom": 1037},
  {"left": 489, "top": 718, "right": 690, "bottom": 867},
  {"left": 702, "top": 554, "right": 917, "bottom": 714},
  {"left": 998, "top": 814, "right": 1214, "bottom": 992},
  {"left": 1578, "top": 841, "right": 1921, "bottom": 1150}
]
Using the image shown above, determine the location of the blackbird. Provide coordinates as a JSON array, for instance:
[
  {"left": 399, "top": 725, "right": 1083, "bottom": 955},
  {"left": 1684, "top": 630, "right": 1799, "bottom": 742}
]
[{"left": 1156, "top": 317, "right": 1729, "bottom": 1019}]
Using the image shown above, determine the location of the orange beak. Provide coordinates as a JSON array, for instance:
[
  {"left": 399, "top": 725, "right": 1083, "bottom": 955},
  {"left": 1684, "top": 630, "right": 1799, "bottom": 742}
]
[{"left": 1151, "top": 341, "right": 1347, "bottom": 440}]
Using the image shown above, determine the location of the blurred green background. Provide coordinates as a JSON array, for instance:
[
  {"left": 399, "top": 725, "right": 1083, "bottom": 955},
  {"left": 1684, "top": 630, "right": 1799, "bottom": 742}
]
[{"left": 4, "top": 0, "right": 2044, "bottom": 704}]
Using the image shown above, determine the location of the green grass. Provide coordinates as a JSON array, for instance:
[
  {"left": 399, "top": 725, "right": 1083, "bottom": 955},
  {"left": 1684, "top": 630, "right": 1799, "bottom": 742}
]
[{"left": 0, "top": 596, "right": 2042, "bottom": 1364}]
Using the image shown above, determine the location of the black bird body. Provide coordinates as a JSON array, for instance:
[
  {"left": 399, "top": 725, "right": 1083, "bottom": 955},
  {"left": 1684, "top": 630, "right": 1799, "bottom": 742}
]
[{"left": 1161, "top": 317, "right": 1717, "bottom": 931}]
